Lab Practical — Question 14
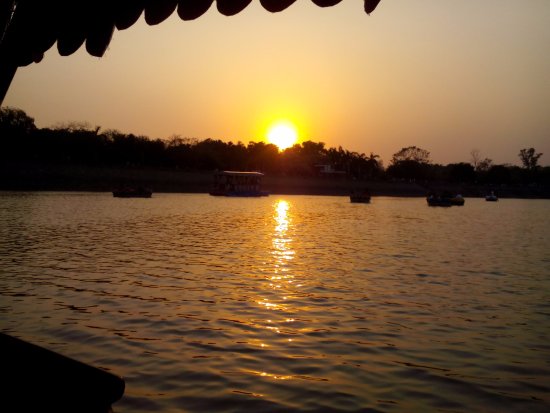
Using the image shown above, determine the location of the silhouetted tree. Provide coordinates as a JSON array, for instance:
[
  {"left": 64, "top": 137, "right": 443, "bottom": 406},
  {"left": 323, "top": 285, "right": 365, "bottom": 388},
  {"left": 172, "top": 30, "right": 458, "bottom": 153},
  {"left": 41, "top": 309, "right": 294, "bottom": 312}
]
[
  {"left": 387, "top": 160, "right": 432, "bottom": 181},
  {"left": 4, "top": 107, "right": 546, "bottom": 195},
  {"left": 0, "top": 106, "right": 36, "bottom": 135},
  {"left": 280, "top": 144, "right": 313, "bottom": 176},
  {"left": 165, "top": 135, "right": 196, "bottom": 169},
  {"left": 470, "top": 149, "right": 482, "bottom": 170},
  {"left": 446, "top": 162, "right": 476, "bottom": 183},
  {"left": 192, "top": 139, "right": 229, "bottom": 170},
  {"left": 362, "top": 152, "right": 384, "bottom": 179},
  {"left": 246, "top": 141, "right": 279, "bottom": 173},
  {"left": 324, "top": 146, "right": 349, "bottom": 173},
  {"left": 476, "top": 157, "right": 493, "bottom": 173},
  {"left": 52, "top": 121, "right": 100, "bottom": 135},
  {"left": 388, "top": 146, "right": 431, "bottom": 181},
  {"left": 391, "top": 146, "right": 431, "bottom": 164},
  {"left": 518, "top": 148, "right": 543, "bottom": 171},
  {"left": 223, "top": 141, "right": 248, "bottom": 171},
  {"left": 485, "top": 164, "right": 511, "bottom": 185},
  {"left": 299, "top": 140, "right": 326, "bottom": 175}
]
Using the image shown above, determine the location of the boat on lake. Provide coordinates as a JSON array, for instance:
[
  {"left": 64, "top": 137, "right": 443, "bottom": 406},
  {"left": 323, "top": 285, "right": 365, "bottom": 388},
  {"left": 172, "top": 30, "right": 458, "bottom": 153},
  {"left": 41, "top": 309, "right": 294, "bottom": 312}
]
[
  {"left": 209, "top": 171, "right": 269, "bottom": 197},
  {"left": 427, "top": 192, "right": 464, "bottom": 207},
  {"left": 350, "top": 189, "right": 371, "bottom": 203},
  {"left": 486, "top": 191, "right": 498, "bottom": 202},
  {"left": 449, "top": 194, "right": 465, "bottom": 206},
  {"left": 112, "top": 186, "right": 152, "bottom": 198},
  {"left": 427, "top": 195, "right": 452, "bottom": 207}
]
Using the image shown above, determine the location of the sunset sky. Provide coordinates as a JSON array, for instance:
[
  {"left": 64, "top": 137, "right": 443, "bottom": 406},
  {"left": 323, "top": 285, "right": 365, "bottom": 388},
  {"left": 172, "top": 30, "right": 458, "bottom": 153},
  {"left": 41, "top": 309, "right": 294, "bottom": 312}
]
[{"left": 4, "top": 0, "right": 550, "bottom": 166}]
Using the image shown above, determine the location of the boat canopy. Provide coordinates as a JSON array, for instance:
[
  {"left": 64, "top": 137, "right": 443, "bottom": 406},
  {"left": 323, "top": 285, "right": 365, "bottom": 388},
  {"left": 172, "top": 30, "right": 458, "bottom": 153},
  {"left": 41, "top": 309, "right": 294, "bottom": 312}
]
[
  {"left": 210, "top": 170, "right": 268, "bottom": 196},
  {"left": 214, "top": 171, "right": 264, "bottom": 177}
]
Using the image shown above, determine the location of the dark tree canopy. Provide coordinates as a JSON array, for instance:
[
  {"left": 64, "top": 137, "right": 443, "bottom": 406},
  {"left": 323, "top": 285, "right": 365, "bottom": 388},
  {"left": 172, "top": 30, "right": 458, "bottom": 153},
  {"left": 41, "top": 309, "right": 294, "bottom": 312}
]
[
  {"left": 2, "top": 107, "right": 550, "bottom": 193},
  {"left": 446, "top": 162, "right": 476, "bottom": 183},
  {"left": 0, "top": 106, "right": 36, "bottom": 134},
  {"left": 390, "top": 146, "right": 431, "bottom": 165}
]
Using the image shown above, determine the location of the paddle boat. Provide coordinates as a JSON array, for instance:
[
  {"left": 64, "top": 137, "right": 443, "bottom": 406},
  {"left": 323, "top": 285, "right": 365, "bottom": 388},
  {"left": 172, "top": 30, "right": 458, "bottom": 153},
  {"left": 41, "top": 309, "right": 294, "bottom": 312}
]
[
  {"left": 449, "top": 194, "right": 465, "bottom": 206},
  {"left": 350, "top": 189, "right": 371, "bottom": 203},
  {"left": 427, "top": 194, "right": 452, "bottom": 207},
  {"left": 427, "top": 192, "right": 464, "bottom": 207}
]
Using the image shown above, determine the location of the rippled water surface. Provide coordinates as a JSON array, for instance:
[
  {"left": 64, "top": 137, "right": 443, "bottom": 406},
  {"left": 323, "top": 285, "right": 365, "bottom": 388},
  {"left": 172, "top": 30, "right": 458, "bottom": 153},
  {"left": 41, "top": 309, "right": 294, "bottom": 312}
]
[{"left": 1, "top": 192, "right": 549, "bottom": 412}]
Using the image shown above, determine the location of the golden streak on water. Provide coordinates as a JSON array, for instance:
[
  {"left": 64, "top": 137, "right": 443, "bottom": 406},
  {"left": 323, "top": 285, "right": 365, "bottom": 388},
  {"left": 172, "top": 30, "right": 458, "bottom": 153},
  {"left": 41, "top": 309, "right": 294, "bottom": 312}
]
[
  {"left": 257, "top": 299, "right": 284, "bottom": 311},
  {"left": 256, "top": 371, "right": 291, "bottom": 380},
  {"left": 256, "top": 199, "right": 300, "bottom": 348},
  {"left": 232, "top": 390, "right": 264, "bottom": 398},
  {"left": 275, "top": 200, "right": 289, "bottom": 231}
]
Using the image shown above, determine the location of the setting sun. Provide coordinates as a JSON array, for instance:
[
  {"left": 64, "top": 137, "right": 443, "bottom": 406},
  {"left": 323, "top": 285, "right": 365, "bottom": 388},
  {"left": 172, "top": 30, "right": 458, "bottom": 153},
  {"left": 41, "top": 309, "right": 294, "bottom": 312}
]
[{"left": 267, "top": 121, "right": 298, "bottom": 151}]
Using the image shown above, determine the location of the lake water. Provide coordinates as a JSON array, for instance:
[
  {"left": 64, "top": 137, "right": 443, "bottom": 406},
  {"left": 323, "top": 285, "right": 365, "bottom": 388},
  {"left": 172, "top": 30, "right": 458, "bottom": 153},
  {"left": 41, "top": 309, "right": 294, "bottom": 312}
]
[{"left": 1, "top": 192, "right": 549, "bottom": 412}]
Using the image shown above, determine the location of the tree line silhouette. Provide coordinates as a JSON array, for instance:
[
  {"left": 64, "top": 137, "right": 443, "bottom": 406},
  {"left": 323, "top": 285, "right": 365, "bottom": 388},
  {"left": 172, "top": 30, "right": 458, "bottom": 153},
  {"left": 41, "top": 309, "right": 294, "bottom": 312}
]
[{"left": 1, "top": 107, "right": 548, "bottom": 188}]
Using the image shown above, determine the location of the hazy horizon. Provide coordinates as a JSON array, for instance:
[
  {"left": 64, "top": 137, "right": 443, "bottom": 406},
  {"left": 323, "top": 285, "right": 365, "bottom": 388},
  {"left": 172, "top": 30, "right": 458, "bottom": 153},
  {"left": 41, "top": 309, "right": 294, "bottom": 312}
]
[{"left": 4, "top": 0, "right": 550, "bottom": 166}]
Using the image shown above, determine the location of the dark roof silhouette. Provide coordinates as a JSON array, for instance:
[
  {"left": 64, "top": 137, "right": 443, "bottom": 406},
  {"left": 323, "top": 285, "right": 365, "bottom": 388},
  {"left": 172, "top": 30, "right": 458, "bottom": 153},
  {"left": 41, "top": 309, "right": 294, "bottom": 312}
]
[{"left": 0, "top": 0, "right": 381, "bottom": 104}]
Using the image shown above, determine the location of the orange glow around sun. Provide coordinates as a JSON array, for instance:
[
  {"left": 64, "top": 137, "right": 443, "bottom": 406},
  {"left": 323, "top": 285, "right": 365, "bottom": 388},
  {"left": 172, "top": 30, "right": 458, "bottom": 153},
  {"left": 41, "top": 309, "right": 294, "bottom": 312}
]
[{"left": 267, "top": 121, "right": 298, "bottom": 151}]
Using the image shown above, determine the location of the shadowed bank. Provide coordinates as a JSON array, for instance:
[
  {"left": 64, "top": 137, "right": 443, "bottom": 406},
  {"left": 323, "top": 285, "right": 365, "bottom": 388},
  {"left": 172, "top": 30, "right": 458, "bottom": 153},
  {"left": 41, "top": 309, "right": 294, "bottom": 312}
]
[{"left": 1, "top": 332, "right": 125, "bottom": 412}]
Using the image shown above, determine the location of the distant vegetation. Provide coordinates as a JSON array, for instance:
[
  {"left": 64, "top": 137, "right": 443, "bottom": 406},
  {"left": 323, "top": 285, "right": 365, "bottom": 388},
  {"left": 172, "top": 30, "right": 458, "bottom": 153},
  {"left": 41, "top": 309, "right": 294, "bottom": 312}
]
[{"left": 1, "top": 107, "right": 549, "bottom": 195}]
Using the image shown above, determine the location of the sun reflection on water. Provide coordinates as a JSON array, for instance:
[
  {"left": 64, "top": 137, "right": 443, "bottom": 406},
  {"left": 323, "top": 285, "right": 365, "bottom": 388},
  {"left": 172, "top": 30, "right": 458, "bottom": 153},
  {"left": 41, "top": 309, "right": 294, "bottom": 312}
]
[
  {"left": 270, "top": 200, "right": 295, "bottom": 289},
  {"left": 255, "top": 199, "right": 298, "bottom": 357},
  {"left": 272, "top": 200, "right": 294, "bottom": 264}
]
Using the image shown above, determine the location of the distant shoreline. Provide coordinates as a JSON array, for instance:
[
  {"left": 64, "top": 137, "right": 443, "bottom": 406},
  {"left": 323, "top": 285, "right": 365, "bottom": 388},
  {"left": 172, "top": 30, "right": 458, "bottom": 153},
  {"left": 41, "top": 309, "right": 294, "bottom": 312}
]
[{"left": 1, "top": 162, "right": 549, "bottom": 199}]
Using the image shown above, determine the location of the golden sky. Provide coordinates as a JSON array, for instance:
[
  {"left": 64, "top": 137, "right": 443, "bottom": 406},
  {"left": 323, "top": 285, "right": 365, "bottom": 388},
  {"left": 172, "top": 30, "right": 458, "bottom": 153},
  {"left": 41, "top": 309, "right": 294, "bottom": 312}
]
[{"left": 4, "top": 0, "right": 550, "bottom": 166}]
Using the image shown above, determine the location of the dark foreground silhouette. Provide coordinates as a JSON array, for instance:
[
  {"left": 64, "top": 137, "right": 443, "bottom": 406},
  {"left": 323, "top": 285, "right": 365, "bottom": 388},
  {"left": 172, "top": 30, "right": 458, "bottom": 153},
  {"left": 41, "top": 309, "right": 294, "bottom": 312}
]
[
  {"left": 0, "top": 1, "right": 382, "bottom": 105},
  {"left": 0, "top": 332, "right": 125, "bottom": 413}
]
